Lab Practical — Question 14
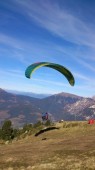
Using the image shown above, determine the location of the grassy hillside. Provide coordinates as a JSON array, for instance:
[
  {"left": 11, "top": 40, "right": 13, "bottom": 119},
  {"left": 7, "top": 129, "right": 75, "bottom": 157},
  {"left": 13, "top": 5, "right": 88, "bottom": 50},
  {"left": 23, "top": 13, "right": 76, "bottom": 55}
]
[{"left": 0, "top": 121, "right": 95, "bottom": 170}]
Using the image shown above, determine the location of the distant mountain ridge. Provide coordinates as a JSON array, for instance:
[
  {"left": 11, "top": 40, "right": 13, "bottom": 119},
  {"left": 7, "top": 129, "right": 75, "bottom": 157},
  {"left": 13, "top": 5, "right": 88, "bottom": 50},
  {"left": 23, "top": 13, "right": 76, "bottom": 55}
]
[
  {"left": 5, "top": 89, "right": 51, "bottom": 99},
  {"left": 92, "top": 96, "right": 95, "bottom": 100},
  {"left": 0, "top": 88, "right": 95, "bottom": 127}
]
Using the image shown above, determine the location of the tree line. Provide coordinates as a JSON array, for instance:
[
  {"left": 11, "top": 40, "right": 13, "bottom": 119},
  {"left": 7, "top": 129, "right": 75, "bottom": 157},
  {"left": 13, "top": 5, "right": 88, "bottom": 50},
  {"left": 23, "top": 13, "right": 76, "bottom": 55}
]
[{"left": 0, "top": 119, "right": 51, "bottom": 141}]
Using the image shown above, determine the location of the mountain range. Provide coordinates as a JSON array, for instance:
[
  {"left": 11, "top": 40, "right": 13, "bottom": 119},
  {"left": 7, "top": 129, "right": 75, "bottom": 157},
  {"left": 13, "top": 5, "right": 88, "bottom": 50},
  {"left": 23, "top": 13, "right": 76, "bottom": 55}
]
[
  {"left": 0, "top": 88, "right": 95, "bottom": 127},
  {"left": 5, "top": 89, "right": 51, "bottom": 99}
]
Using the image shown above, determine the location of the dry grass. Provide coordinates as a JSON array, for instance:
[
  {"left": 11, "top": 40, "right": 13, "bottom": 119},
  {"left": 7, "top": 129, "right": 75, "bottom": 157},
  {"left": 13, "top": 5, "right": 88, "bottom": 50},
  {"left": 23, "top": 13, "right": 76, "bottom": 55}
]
[{"left": 0, "top": 121, "right": 95, "bottom": 170}]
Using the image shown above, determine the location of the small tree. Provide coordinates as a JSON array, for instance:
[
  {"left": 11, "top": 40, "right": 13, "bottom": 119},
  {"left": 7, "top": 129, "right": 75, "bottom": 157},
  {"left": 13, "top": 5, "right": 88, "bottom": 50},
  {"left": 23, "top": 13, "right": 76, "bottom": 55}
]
[
  {"left": 0, "top": 129, "right": 2, "bottom": 139},
  {"left": 23, "top": 123, "right": 33, "bottom": 132},
  {"left": 1, "top": 120, "right": 13, "bottom": 140},
  {"left": 12, "top": 128, "right": 19, "bottom": 138}
]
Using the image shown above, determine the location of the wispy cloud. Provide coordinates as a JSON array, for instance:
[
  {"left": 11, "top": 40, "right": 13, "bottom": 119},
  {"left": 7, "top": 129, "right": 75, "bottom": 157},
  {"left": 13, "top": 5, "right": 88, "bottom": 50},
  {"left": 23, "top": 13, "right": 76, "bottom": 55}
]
[
  {"left": 1, "top": 0, "right": 95, "bottom": 76},
  {"left": 0, "top": 33, "right": 54, "bottom": 64},
  {"left": 12, "top": 0, "right": 95, "bottom": 47},
  {"left": 1, "top": 31, "right": 95, "bottom": 75},
  {"left": 0, "top": 33, "right": 95, "bottom": 72},
  {"left": 1, "top": 67, "right": 94, "bottom": 87},
  {"left": 31, "top": 77, "right": 69, "bottom": 87},
  {"left": 0, "top": 33, "right": 23, "bottom": 50},
  {"left": 0, "top": 69, "right": 24, "bottom": 79},
  {"left": 74, "top": 72, "right": 91, "bottom": 81},
  {"left": 76, "top": 58, "right": 95, "bottom": 72},
  {"left": 0, "top": 68, "right": 69, "bottom": 87}
]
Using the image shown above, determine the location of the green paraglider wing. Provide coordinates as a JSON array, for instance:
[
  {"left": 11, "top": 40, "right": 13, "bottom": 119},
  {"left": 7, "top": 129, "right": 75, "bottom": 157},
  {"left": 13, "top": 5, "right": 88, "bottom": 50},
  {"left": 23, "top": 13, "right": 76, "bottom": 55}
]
[{"left": 25, "top": 62, "right": 75, "bottom": 86}]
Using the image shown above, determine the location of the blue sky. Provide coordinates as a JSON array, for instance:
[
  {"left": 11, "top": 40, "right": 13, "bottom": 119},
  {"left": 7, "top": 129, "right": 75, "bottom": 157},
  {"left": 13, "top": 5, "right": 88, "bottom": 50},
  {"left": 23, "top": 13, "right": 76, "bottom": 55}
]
[{"left": 0, "top": 0, "right": 95, "bottom": 97}]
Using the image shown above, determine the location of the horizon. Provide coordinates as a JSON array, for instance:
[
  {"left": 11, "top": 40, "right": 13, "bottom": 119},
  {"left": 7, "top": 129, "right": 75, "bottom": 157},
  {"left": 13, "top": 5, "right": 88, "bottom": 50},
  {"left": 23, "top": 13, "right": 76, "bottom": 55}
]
[
  {"left": 0, "top": 0, "right": 95, "bottom": 98},
  {"left": 1, "top": 87, "right": 94, "bottom": 99}
]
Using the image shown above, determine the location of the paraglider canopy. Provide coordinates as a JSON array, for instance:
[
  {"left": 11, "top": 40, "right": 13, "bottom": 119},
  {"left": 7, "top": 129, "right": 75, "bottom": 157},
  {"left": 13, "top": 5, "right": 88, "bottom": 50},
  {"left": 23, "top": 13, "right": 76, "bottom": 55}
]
[{"left": 25, "top": 62, "right": 75, "bottom": 86}]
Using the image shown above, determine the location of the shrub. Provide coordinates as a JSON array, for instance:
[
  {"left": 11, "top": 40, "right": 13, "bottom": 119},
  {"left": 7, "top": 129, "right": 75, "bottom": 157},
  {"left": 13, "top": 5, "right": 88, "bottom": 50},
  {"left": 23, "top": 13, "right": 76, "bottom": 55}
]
[
  {"left": 23, "top": 123, "right": 33, "bottom": 132},
  {"left": 1, "top": 120, "right": 14, "bottom": 141},
  {"left": 0, "top": 129, "right": 2, "bottom": 139},
  {"left": 33, "top": 121, "right": 42, "bottom": 128},
  {"left": 44, "top": 120, "right": 51, "bottom": 126}
]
